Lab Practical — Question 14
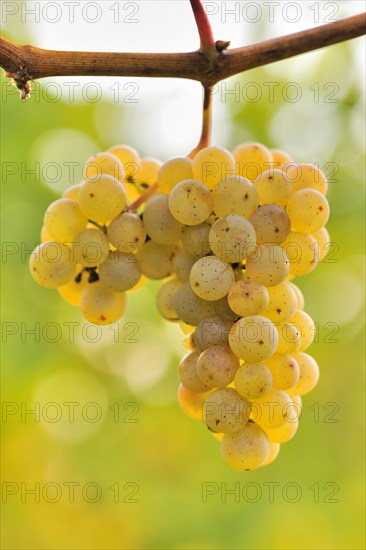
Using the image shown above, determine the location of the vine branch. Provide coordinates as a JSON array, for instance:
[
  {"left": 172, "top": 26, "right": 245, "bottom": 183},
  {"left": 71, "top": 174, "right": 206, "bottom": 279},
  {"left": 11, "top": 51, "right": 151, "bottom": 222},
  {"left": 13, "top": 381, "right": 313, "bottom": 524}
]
[{"left": 1, "top": 12, "right": 365, "bottom": 98}]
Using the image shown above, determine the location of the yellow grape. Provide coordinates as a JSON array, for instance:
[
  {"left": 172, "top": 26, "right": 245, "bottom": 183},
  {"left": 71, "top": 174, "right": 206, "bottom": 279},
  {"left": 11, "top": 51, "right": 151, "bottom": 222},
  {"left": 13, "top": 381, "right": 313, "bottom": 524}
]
[
  {"left": 177, "top": 384, "right": 211, "bottom": 420},
  {"left": 194, "top": 316, "right": 233, "bottom": 351},
  {"left": 287, "top": 282, "right": 305, "bottom": 310},
  {"left": 107, "top": 212, "right": 146, "bottom": 253},
  {"left": 135, "top": 157, "right": 161, "bottom": 186},
  {"left": 265, "top": 417, "right": 299, "bottom": 443},
  {"left": 209, "top": 215, "right": 257, "bottom": 263},
  {"left": 83, "top": 152, "right": 125, "bottom": 182},
  {"left": 40, "top": 225, "right": 52, "bottom": 243},
  {"left": 290, "top": 310, "right": 315, "bottom": 351},
  {"left": 138, "top": 241, "right": 176, "bottom": 279},
  {"left": 246, "top": 244, "right": 290, "bottom": 286},
  {"left": 255, "top": 169, "right": 292, "bottom": 207},
  {"left": 157, "top": 156, "right": 193, "bottom": 194},
  {"left": 271, "top": 149, "right": 292, "bottom": 168},
  {"left": 253, "top": 389, "right": 293, "bottom": 429},
  {"left": 262, "top": 441, "right": 280, "bottom": 465},
  {"left": 143, "top": 194, "right": 183, "bottom": 244},
  {"left": 156, "top": 279, "right": 182, "bottom": 321},
  {"left": 211, "top": 175, "right": 259, "bottom": 218},
  {"left": 172, "top": 282, "right": 216, "bottom": 326},
  {"left": 193, "top": 146, "right": 236, "bottom": 189},
  {"left": 182, "top": 223, "right": 211, "bottom": 259},
  {"left": 63, "top": 183, "right": 81, "bottom": 201},
  {"left": 286, "top": 163, "right": 328, "bottom": 195},
  {"left": 196, "top": 345, "right": 240, "bottom": 388},
  {"left": 311, "top": 227, "right": 331, "bottom": 262},
  {"left": 265, "top": 353, "right": 300, "bottom": 390},
  {"left": 72, "top": 228, "right": 110, "bottom": 267},
  {"left": 44, "top": 198, "right": 88, "bottom": 243},
  {"left": 221, "top": 422, "right": 270, "bottom": 471},
  {"left": 169, "top": 179, "right": 212, "bottom": 225},
  {"left": 29, "top": 242, "right": 75, "bottom": 288},
  {"left": 190, "top": 256, "right": 235, "bottom": 301},
  {"left": 204, "top": 387, "right": 251, "bottom": 434},
  {"left": 234, "top": 362, "right": 273, "bottom": 400},
  {"left": 228, "top": 279, "right": 269, "bottom": 317},
  {"left": 79, "top": 281, "right": 127, "bottom": 325},
  {"left": 107, "top": 144, "right": 141, "bottom": 179},
  {"left": 229, "top": 316, "right": 279, "bottom": 362},
  {"left": 287, "top": 352, "right": 319, "bottom": 396},
  {"left": 249, "top": 204, "right": 291, "bottom": 245},
  {"left": 281, "top": 232, "right": 318, "bottom": 277},
  {"left": 233, "top": 142, "right": 273, "bottom": 181},
  {"left": 276, "top": 322, "right": 301, "bottom": 354},
  {"left": 99, "top": 251, "right": 142, "bottom": 292},
  {"left": 178, "top": 351, "right": 211, "bottom": 393},
  {"left": 261, "top": 282, "right": 297, "bottom": 324},
  {"left": 78, "top": 175, "right": 126, "bottom": 223},
  {"left": 286, "top": 189, "right": 330, "bottom": 233},
  {"left": 57, "top": 269, "right": 89, "bottom": 306}
]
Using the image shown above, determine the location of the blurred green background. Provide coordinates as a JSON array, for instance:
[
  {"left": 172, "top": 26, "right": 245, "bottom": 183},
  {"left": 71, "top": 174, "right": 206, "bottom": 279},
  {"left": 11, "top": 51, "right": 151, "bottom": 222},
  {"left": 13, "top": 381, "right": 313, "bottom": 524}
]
[{"left": 1, "top": 2, "right": 365, "bottom": 549}]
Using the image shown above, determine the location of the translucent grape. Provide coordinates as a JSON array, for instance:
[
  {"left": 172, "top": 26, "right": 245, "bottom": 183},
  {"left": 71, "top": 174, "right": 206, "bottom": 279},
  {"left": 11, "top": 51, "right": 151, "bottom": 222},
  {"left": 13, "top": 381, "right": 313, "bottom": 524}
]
[
  {"left": 228, "top": 279, "right": 269, "bottom": 317},
  {"left": 271, "top": 149, "right": 292, "bottom": 168},
  {"left": 281, "top": 232, "right": 318, "bottom": 276},
  {"left": 29, "top": 242, "right": 75, "bottom": 288},
  {"left": 172, "top": 282, "right": 216, "bottom": 326},
  {"left": 135, "top": 157, "right": 161, "bottom": 186},
  {"left": 204, "top": 387, "right": 251, "bottom": 433},
  {"left": 178, "top": 351, "right": 211, "bottom": 393},
  {"left": 253, "top": 389, "right": 294, "bottom": 429},
  {"left": 193, "top": 146, "right": 236, "bottom": 189},
  {"left": 287, "top": 282, "right": 305, "bottom": 310},
  {"left": 72, "top": 228, "right": 110, "bottom": 267},
  {"left": 209, "top": 215, "right": 257, "bottom": 263},
  {"left": 221, "top": 422, "right": 270, "bottom": 471},
  {"left": 276, "top": 322, "right": 301, "bottom": 354},
  {"left": 44, "top": 198, "right": 88, "bottom": 243},
  {"left": 137, "top": 241, "right": 176, "bottom": 279},
  {"left": 286, "top": 163, "right": 328, "bottom": 195},
  {"left": 249, "top": 204, "right": 291, "bottom": 245},
  {"left": 190, "top": 256, "right": 235, "bottom": 301},
  {"left": 78, "top": 175, "right": 126, "bottom": 223},
  {"left": 83, "top": 152, "right": 125, "bottom": 182},
  {"left": 99, "top": 251, "right": 141, "bottom": 292},
  {"left": 265, "top": 353, "right": 300, "bottom": 390},
  {"left": 143, "top": 194, "right": 183, "bottom": 244},
  {"left": 177, "top": 384, "right": 212, "bottom": 420},
  {"left": 229, "top": 316, "right": 279, "bottom": 362},
  {"left": 79, "top": 281, "right": 127, "bottom": 325},
  {"left": 254, "top": 169, "right": 292, "bottom": 207},
  {"left": 233, "top": 142, "right": 273, "bottom": 181},
  {"left": 40, "top": 225, "right": 52, "bottom": 243},
  {"left": 196, "top": 345, "right": 240, "bottom": 388},
  {"left": 107, "top": 212, "right": 146, "bottom": 253},
  {"left": 286, "top": 189, "right": 330, "bottom": 233},
  {"left": 289, "top": 310, "right": 315, "bottom": 352},
  {"left": 211, "top": 175, "right": 259, "bottom": 218},
  {"left": 169, "top": 179, "right": 212, "bottom": 225},
  {"left": 246, "top": 244, "right": 290, "bottom": 286},
  {"left": 194, "top": 316, "right": 233, "bottom": 351},
  {"left": 157, "top": 156, "right": 193, "bottom": 194},
  {"left": 172, "top": 249, "right": 197, "bottom": 282},
  {"left": 265, "top": 417, "right": 299, "bottom": 443},
  {"left": 182, "top": 222, "right": 211, "bottom": 259},
  {"left": 262, "top": 441, "right": 280, "bottom": 465},
  {"left": 58, "top": 270, "right": 89, "bottom": 306},
  {"left": 261, "top": 282, "right": 297, "bottom": 324},
  {"left": 107, "top": 144, "right": 141, "bottom": 179},
  {"left": 287, "top": 352, "right": 319, "bottom": 396},
  {"left": 63, "top": 183, "right": 81, "bottom": 201},
  {"left": 311, "top": 227, "right": 331, "bottom": 262},
  {"left": 156, "top": 279, "right": 182, "bottom": 321},
  {"left": 234, "top": 362, "right": 273, "bottom": 400}
]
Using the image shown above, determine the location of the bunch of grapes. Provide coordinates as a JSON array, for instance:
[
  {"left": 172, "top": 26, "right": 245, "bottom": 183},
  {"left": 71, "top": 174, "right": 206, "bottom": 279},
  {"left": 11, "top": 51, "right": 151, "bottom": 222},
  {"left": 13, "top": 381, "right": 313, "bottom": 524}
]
[{"left": 29, "top": 141, "right": 330, "bottom": 471}]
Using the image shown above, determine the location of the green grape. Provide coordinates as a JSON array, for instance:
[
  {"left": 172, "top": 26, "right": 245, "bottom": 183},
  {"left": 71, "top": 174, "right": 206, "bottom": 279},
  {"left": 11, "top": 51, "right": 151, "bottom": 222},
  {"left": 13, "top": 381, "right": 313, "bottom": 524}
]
[
  {"left": 253, "top": 389, "right": 294, "bottom": 429},
  {"left": 249, "top": 204, "right": 291, "bottom": 245},
  {"left": 79, "top": 281, "right": 127, "bottom": 325},
  {"left": 177, "top": 384, "right": 212, "bottom": 420},
  {"left": 83, "top": 152, "right": 125, "bottom": 182},
  {"left": 196, "top": 345, "right": 240, "bottom": 388},
  {"left": 204, "top": 387, "right": 251, "bottom": 433},
  {"left": 172, "top": 249, "right": 197, "bottom": 282},
  {"left": 261, "top": 282, "right": 297, "bottom": 324},
  {"left": 211, "top": 175, "right": 259, "bottom": 218},
  {"left": 233, "top": 142, "right": 273, "bottom": 181},
  {"left": 190, "top": 256, "right": 235, "bottom": 301},
  {"left": 281, "top": 232, "right": 318, "bottom": 277},
  {"left": 254, "top": 169, "right": 292, "bottom": 207},
  {"left": 168, "top": 179, "right": 212, "bottom": 225},
  {"left": 157, "top": 156, "right": 193, "bottom": 194},
  {"left": 57, "top": 269, "right": 88, "bottom": 306},
  {"left": 286, "top": 163, "right": 328, "bottom": 195},
  {"left": 143, "top": 194, "right": 183, "bottom": 244},
  {"left": 29, "top": 242, "right": 75, "bottom": 288},
  {"left": 172, "top": 282, "right": 216, "bottom": 326},
  {"left": 311, "top": 227, "right": 331, "bottom": 262},
  {"left": 276, "top": 322, "right": 301, "bottom": 354},
  {"left": 99, "top": 251, "right": 141, "bottom": 292},
  {"left": 192, "top": 146, "right": 236, "bottom": 190},
  {"left": 156, "top": 279, "right": 182, "bottom": 321},
  {"left": 178, "top": 351, "right": 211, "bottom": 393},
  {"left": 107, "top": 212, "right": 146, "bottom": 253},
  {"left": 72, "top": 228, "right": 110, "bottom": 267},
  {"left": 234, "top": 362, "right": 273, "bottom": 400},
  {"left": 63, "top": 183, "right": 81, "bottom": 201},
  {"left": 221, "top": 422, "right": 270, "bottom": 471},
  {"left": 78, "top": 175, "right": 126, "bottom": 223},
  {"left": 135, "top": 157, "right": 161, "bottom": 186},
  {"left": 271, "top": 149, "right": 292, "bottom": 168},
  {"left": 107, "top": 144, "right": 141, "bottom": 179},
  {"left": 286, "top": 189, "right": 330, "bottom": 233},
  {"left": 214, "top": 295, "right": 238, "bottom": 322},
  {"left": 229, "top": 316, "right": 279, "bottom": 362},
  {"left": 182, "top": 222, "right": 211, "bottom": 259},
  {"left": 289, "top": 310, "right": 315, "bottom": 351},
  {"left": 246, "top": 244, "right": 290, "bottom": 286},
  {"left": 44, "top": 198, "right": 88, "bottom": 243},
  {"left": 194, "top": 316, "right": 233, "bottom": 351},
  {"left": 228, "top": 279, "right": 269, "bottom": 317},
  {"left": 262, "top": 441, "right": 281, "bottom": 465},
  {"left": 209, "top": 215, "right": 257, "bottom": 263},
  {"left": 287, "top": 352, "right": 319, "bottom": 396},
  {"left": 265, "top": 353, "right": 300, "bottom": 390},
  {"left": 287, "top": 281, "right": 305, "bottom": 310},
  {"left": 137, "top": 241, "right": 177, "bottom": 279}
]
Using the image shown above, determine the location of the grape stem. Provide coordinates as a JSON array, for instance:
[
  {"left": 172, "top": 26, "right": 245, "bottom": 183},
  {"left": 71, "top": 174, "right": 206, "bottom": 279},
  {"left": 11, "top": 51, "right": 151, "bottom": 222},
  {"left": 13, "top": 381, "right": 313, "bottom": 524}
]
[
  {"left": 127, "top": 183, "right": 158, "bottom": 212},
  {"left": 189, "top": 0, "right": 216, "bottom": 59},
  {"left": 188, "top": 85, "right": 213, "bottom": 157}
]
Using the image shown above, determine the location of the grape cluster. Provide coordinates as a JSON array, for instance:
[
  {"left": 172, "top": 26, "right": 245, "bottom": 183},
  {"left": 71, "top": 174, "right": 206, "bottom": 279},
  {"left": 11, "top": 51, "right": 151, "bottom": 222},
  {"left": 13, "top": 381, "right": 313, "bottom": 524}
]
[{"left": 30, "top": 141, "right": 330, "bottom": 470}]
